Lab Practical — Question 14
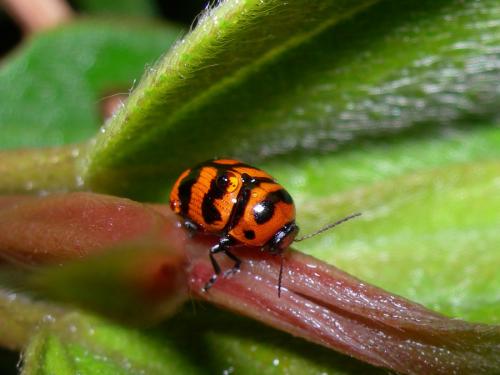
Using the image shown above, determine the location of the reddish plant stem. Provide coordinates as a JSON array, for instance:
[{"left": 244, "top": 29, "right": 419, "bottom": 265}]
[
  {"left": 0, "top": 193, "right": 189, "bottom": 326},
  {"left": 0, "top": 193, "right": 172, "bottom": 263},
  {"left": 187, "top": 246, "right": 500, "bottom": 375}
]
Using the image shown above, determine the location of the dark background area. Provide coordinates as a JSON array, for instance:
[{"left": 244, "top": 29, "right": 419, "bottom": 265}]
[
  {"left": 155, "top": 0, "right": 207, "bottom": 24},
  {"left": 0, "top": 10, "right": 22, "bottom": 56}
]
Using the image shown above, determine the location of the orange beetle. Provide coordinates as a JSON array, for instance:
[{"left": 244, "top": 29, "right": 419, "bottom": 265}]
[
  {"left": 170, "top": 158, "right": 360, "bottom": 295},
  {"left": 170, "top": 159, "right": 298, "bottom": 292}
]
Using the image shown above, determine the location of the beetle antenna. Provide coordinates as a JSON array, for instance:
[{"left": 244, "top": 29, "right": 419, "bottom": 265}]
[
  {"left": 278, "top": 252, "right": 284, "bottom": 298},
  {"left": 294, "top": 212, "right": 362, "bottom": 242}
]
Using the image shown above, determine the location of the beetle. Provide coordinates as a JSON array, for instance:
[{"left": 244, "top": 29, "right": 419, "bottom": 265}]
[{"left": 170, "top": 158, "right": 360, "bottom": 296}]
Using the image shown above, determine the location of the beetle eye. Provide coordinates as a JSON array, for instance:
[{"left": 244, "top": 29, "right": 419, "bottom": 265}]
[{"left": 217, "top": 172, "right": 239, "bottom": 193}]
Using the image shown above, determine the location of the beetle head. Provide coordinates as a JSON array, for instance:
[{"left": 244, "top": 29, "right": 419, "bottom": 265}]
[
  {"left": 265, "top": 221, "right": 298, "bottom": 298},
  {"left": 266, "top": 221, "right": 299, "bottom": 254}
]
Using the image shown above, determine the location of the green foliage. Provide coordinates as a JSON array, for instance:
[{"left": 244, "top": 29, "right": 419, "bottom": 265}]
[
  {"left": 21, "top": 313, "right": 203, "bottom": 375},
  {"left": 84, "top": 0, "right": 500, "bottom": 199},
  {"left": 0, "top": 146, "right": 81, "bottom": 194},
  {"left": 0, "top": 0, "right": 499, "bottom": 374},
  {"left": 293, "top": 156, "right": 500, "bottom": 323},
  {"left": 19, "top": 305, "right": 387, "bottom": 375},
  {"left": 268, "top": 125, "right": 500, "bottom": 323},
  {"left": 0, "top": 19, "right": 182, "bottom": 149}
]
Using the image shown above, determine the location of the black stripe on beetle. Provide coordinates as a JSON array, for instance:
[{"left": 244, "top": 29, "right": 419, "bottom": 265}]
[
  {"left": 178, "top": 168, "right": 199, "bottom": 216},
  {"left": 201, "top": 171, "right": 227, "bottom": 224},
  {"left": 252, "top": 176, "right": 275, "bottom": 185},
  {"left": 220, "top": 172, "right": 275, "bottom": 234},
  {"left": 222, "top": 185, "right": 251, "bottom": 234}
]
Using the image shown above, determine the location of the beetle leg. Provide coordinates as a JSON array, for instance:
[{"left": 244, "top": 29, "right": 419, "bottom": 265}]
[
  {"left": 203, "top": 236, "right": 238, "bottom": 292},
  {"left": 222, "top": 248, "right": 241, "bottom": 278},
  {"left": 204, "top": 245, "right": 223, "bottom": 292}
]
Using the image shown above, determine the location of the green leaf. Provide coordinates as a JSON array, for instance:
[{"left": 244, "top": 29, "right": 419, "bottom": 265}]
[
  {"left": 23, "top": 331, "right": 76, "bottom": 375},
  {"left": 290, "top": 152, "right": 500, "bottom": 324},
  {"left": 0, "top": 288, "right": 64, "bottom": 351},
  {"left": 261, "top": 125, "right": 500, "bottom": 324},
  {"left": 0, "top": 18, "right": 182, "bottom": 193},
  {"left": 19, "top": 305, "right": 386, "bottom": 375},
  {"left": 21, "top": 312, "right": 204, "bottom": 375},
  {"left": 0, "top": 18, "right": 182, "bottom": 150},
  {"left": 84, "top": 0, "right": 500, "bottom": 199}
]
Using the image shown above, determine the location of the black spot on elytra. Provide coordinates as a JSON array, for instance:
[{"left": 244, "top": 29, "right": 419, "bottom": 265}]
[
  {"left": 253, "top": 200, "right": 275, "bottom": 224},
  {"left": 244, "top": 230, "right": 256, "bottom": 240},
  {"left": 252, "top": 189, "right": 293, "bottom": 225}
]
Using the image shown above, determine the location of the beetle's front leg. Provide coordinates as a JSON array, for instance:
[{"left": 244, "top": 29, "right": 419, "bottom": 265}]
[{"left": 203, "top": 236, "right": 240, "bottom": 292}]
